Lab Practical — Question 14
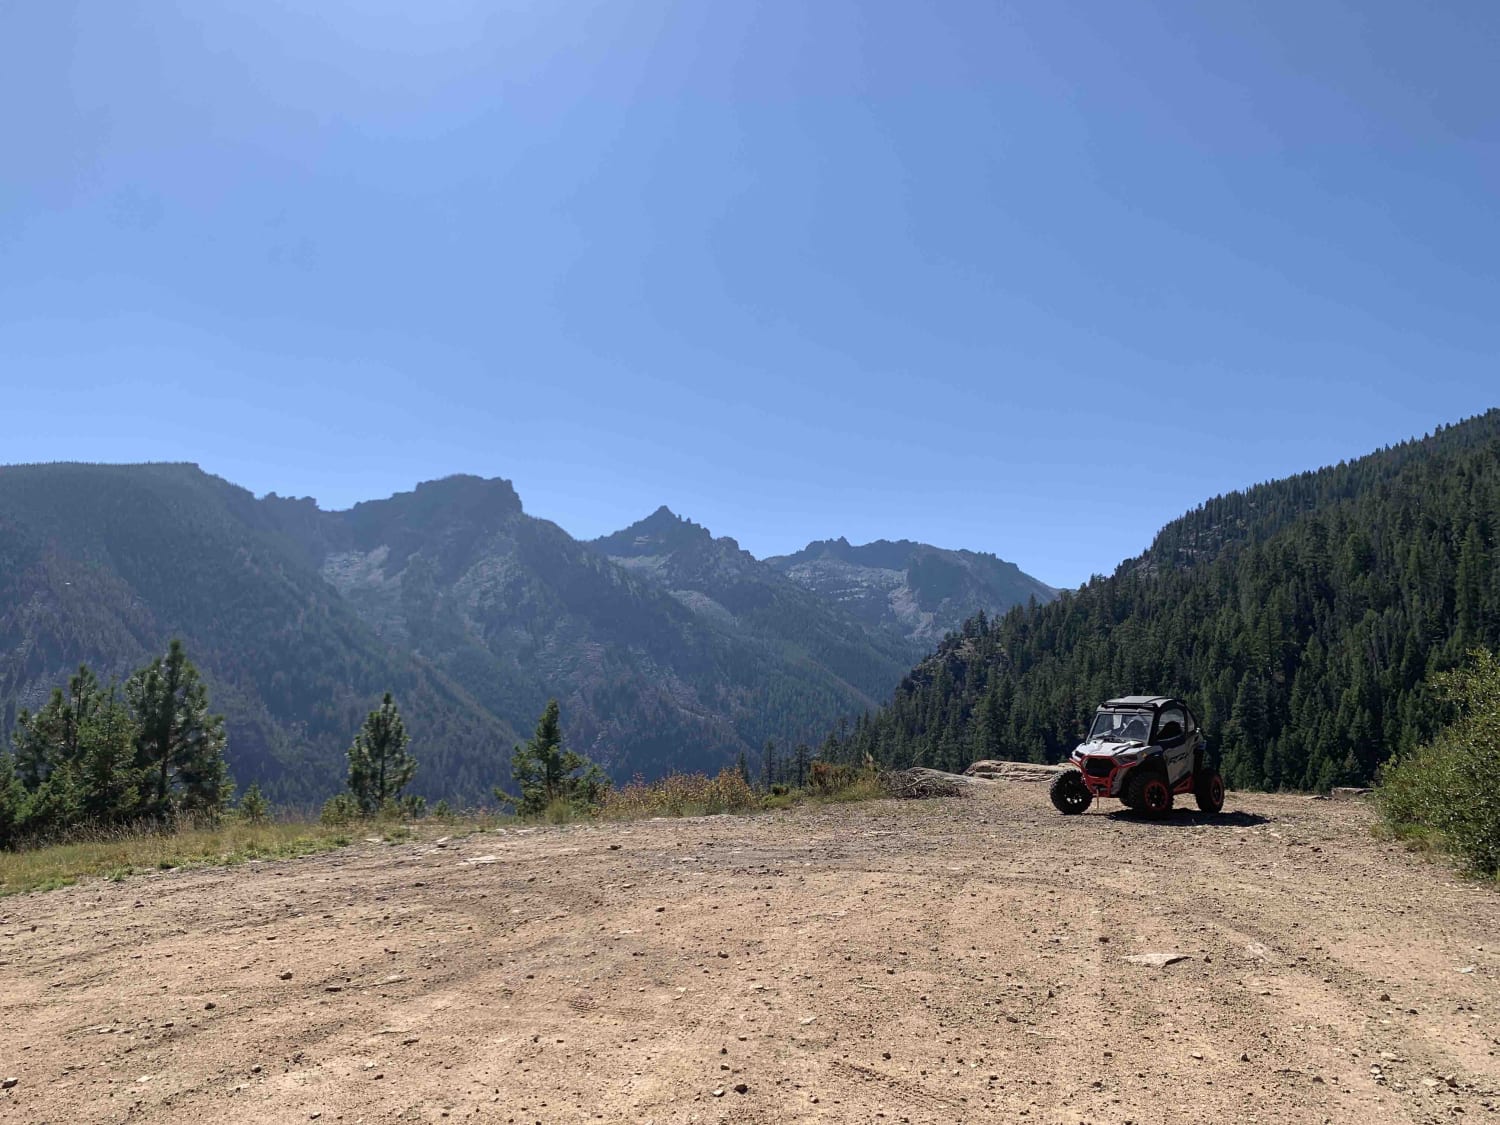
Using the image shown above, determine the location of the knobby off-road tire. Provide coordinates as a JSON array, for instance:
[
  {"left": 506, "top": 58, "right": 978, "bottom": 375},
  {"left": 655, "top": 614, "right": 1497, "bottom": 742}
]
[
  {"left": 1126, "top": 769, "right": 1174, "bottom": 817},
  {"left": 1194, "top": 770, "right": 1225, "bottom": 814},
  {"left": 1049, "top": 769, "right": 1093, "bottom": 815}
]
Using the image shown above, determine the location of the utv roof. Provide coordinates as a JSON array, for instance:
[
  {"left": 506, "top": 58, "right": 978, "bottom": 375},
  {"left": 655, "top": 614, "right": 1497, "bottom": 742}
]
[{"left": 1101, "top": 695, "right": 1175, "bottom": 708}]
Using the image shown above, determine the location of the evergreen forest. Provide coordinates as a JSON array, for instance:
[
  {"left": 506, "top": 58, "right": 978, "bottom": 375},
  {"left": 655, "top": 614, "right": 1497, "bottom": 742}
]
[{"left": 827, "top": 411, "right": 1500, "bottom": 790}]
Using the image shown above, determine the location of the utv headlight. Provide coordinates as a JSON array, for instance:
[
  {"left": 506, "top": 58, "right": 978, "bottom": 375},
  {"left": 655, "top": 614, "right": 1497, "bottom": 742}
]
[{"left": 1115, "top": 752, "right": 1139, "bottom": 764}]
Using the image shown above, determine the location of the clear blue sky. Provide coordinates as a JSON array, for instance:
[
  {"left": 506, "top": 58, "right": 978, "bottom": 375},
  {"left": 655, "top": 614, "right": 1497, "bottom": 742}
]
[{"left": 2, "top": 1, "right": 1495, "bottom": 587}]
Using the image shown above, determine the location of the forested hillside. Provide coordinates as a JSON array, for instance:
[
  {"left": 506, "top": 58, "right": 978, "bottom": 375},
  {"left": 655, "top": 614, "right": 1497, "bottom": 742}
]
[
  {"left": 830, "top": 412, "right": 1500, "bottom": 790},
  {"left": 0, "top": 464, "right": 510, "bottom": 804}
]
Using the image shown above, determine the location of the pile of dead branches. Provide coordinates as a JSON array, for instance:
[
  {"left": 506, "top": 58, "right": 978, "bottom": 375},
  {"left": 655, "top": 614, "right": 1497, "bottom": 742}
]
[{"left": 882, "top": 767, "right": 973, "bottom": 799}]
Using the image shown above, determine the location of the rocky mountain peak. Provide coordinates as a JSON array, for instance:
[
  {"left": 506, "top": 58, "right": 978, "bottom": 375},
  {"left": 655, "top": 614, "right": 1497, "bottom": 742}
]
[{"left": 592, "top": 506, "right": 715, "bottom": 558}]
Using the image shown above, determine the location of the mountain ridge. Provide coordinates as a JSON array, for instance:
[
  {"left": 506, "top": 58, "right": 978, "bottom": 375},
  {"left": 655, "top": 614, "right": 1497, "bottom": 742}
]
[
  {"left": 766, "top": 535, "right": 1058, "bottom": 647},
  {"left": 0, "top": 463, "right": 1050, "bottom": 801}
]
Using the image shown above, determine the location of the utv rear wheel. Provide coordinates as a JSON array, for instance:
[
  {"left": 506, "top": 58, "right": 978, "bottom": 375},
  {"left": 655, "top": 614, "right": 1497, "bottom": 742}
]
[
  {"left": 1049, "top": 769, "right": 1092, "bottom": 815},
  {"left": 1194, "top": 770, "right": 1225, "bottom": 814},
  {"left": 1127, "top": 771, "right": 1173, "bottom": 817}
]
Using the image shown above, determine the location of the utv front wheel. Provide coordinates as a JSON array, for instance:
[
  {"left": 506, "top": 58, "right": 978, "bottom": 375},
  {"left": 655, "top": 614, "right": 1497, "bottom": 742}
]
[
  {"left": 1194, "top": 770, "right": 1225, "bottom": 814},
  {"left": 1049, "top": 769, "right": 1093, "bottom": 815},
  {"left": 1127, "top": 771, "right": 1173, "bottom": 817}
]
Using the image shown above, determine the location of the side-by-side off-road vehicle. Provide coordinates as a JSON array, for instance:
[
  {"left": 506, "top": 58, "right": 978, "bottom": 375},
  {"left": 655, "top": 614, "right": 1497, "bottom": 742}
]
[{"left": 1049, "top": 695, "right": 1224, "bottom": 817}]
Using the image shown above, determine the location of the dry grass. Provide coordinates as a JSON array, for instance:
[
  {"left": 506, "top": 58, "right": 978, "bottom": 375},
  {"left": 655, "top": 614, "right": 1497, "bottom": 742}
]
[
  {"left": 598, "top": 768, "right": 761, "bottom": 819},
  {"left": 0, "top": 818, "right": 380, "bottom": 897},
  {"left": 598, "top": 765, "right": 888, "bottom": 819},
  {"left": 0, "top": 811, "right": 532, "bottom": 898},
  {"left": 1, "top": 765, "right": 896, "bottom": 897}
]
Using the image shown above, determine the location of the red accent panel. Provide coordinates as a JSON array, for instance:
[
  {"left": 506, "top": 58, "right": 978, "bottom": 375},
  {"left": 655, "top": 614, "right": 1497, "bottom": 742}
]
[{"left": 1081, "top": 756, "right": 1124, "bottom": 798}]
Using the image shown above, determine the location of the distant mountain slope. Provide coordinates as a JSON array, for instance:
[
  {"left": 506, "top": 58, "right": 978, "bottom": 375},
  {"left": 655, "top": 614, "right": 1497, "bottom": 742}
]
[
  {"left": 829, "top": 411, "right": 1500, "bottom": 791},
  {"left": 303, "top": 479, "right": 902, "bottom": 780},
  {"left": 588, "top": 507, "right": 915, "bottom": 701},
  {"left": 0, "top": 463, "right": 510, "bottom": 804},
  {"left": 767, "top": 538, "right": 1057, "bottom": 646},
  {"left": 2, "top": 465, "right": 979, "bottom": 801}
]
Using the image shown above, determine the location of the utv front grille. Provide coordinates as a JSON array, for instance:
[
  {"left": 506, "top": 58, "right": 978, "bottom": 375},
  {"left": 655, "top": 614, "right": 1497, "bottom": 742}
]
[{"left": 1083, "top": 757, "right": 1115, "bottom": 778}]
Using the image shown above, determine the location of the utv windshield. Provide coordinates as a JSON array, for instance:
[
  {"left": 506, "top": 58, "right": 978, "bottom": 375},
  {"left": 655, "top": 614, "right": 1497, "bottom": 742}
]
[{"left": 1088, "top": 709, "right": 1153, "bottom": 743}]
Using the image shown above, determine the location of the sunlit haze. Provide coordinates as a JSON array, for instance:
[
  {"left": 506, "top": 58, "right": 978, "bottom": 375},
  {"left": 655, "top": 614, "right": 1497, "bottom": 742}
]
[{"left": 3, "top": 1, "right": 1496, "bottom": 586}]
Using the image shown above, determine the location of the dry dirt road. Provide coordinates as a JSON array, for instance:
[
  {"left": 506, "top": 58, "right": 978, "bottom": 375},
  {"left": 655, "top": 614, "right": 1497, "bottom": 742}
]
[{"left": 2, "top": 785, "right": 1497, "bottom": 1125}]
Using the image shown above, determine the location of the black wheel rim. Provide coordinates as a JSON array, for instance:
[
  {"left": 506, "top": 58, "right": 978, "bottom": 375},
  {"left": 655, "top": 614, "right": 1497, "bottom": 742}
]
[{"left": 1055, "top": 774, "right": 1090, "bottom": 812}]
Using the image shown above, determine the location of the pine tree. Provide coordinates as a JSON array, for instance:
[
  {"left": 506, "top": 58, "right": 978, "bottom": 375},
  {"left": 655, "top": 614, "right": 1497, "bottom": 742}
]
[
  {"left": 762, "top": 739, "right": 777, "bottom": 789},
  {"left": 0, "top": 752, "right": 26, "bottom": 850},
  {"left": 1455, "top": 523, "right": 1488, "bottom": 646},
  {"left": 504, "top": 702, "right": 609, "bottom": 816},
  {"left": 502, "top": 699, "right": 605, "bottom": 815},
  {"left": 792, "top": 742, "right": 811, "bottom": 788},
  {"left": 21, "top": 767, "right": 81, "bottom": 841},
  {"left": 12, "top": 689, "right": 74, "bottom": 790},
  {"left": 65, "top": 665, "right": 102, "bottom": 761},
  {"left": 127, "top": 640, "right": 231, "bottom": 816},
  {"left": 347, "top": 692, "right": 417, "bottom": 814},
  {"left": 77, "top": 690, "right": 141, "bottom": 825},
  {"left": 238, "top": 782, "right": 270, "bottom": 823}
]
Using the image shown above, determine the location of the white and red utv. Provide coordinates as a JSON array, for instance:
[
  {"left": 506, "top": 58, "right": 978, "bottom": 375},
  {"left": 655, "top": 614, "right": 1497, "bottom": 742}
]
[{"left": 1049, "top": 695, "right": 1224, "bottom": 817}]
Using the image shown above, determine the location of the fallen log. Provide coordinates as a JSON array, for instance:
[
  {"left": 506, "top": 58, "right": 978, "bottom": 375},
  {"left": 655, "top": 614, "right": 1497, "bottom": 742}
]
[{"left": 964, "top": 760, "right": 1069, "bottom": 783}]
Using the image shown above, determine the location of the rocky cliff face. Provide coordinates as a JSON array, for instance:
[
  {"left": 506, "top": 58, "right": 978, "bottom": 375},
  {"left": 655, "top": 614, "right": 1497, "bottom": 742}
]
[
  {"left": 589, "top": 509, "right": 915, "bottom": 707},
  {"left": 767, "top": 538, "right": 1057, "bottom": 646}
]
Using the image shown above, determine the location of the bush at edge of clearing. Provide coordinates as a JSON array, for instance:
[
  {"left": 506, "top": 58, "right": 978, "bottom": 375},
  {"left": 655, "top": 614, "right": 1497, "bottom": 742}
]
[{"left": 1378, "top": 649, "right": 1500, "bottom": 880}]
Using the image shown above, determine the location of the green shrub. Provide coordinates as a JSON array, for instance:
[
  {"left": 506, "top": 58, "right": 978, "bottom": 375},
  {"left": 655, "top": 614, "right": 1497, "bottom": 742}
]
[
  {"left": 320, "top": 792, "right": 362, "bottom": 827},
  {"left": 376, "top": 794, "right": 426, "bottom": 821},
  {"left": 237, "top": 783, "right": 269, "bottom": 824},
  {"left": 1379, "top": 650, "right": 1500, "bottom": 879}
]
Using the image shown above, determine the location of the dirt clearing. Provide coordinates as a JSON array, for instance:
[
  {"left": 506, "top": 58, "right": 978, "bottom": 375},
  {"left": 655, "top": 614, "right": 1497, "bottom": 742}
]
[{"left": 2, "top": 787, "right": 1497, "bottom": 1123}]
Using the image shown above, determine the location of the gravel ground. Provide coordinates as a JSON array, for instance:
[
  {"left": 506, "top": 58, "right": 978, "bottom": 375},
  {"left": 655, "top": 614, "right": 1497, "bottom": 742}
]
[{"left": 1, "top": 784, "right": 1497, "bottom": 1124}]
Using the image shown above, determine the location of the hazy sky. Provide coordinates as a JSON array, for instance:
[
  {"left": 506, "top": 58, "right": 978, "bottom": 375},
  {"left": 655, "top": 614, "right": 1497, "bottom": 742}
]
[{"left": 3, "top": 1, "right": 1496, "bottom": 587}]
